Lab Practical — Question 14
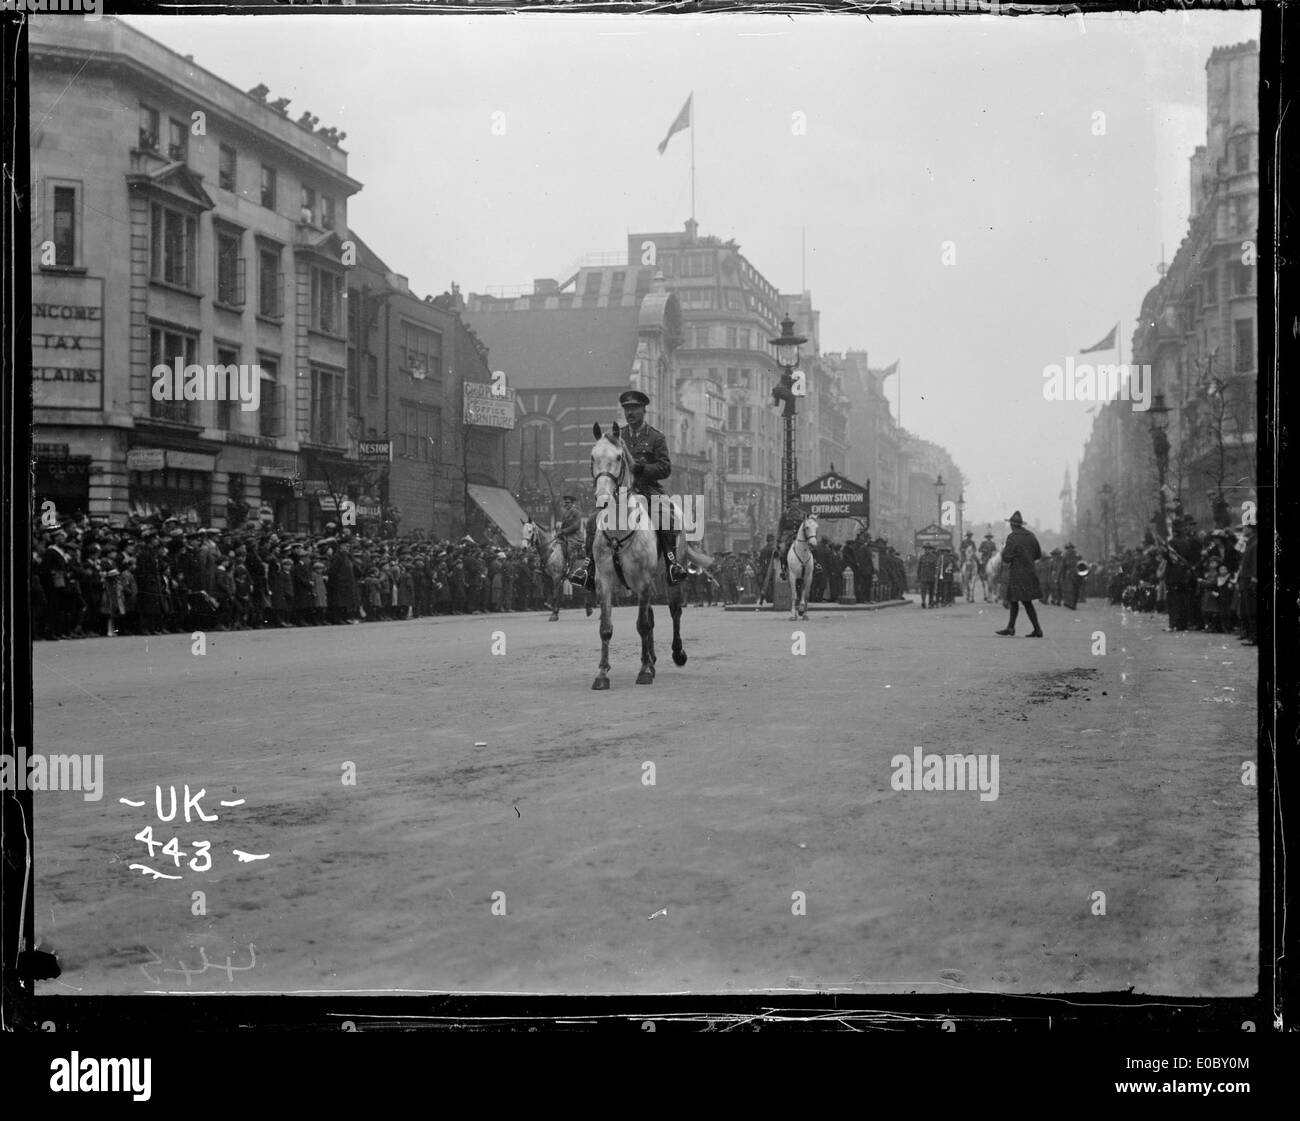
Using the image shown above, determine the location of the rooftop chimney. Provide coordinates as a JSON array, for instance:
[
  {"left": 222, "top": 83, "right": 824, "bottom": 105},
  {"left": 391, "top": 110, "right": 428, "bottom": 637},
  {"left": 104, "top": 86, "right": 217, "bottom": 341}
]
[{"left": 533, "top": 278, "right": 559, "bottom": 295}]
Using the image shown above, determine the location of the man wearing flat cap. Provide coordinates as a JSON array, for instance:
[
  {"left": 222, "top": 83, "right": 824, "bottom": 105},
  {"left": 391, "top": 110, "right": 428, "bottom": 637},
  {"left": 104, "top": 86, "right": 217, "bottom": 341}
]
[
  {"left": 571, "top": 388, "right": 686, "bottom": 588},
  {"left": 995, "top": 510, "right": 1044, "bottom": 637}
]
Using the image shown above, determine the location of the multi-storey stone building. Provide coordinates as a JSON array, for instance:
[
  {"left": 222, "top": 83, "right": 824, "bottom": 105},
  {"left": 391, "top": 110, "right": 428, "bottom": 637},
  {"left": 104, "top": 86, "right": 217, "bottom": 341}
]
[
  {"left": 31, "top": 16, "right": 361, "bottom": 529},
  {"left": 1077, "top": 40, "right": 1259, "bottom": 547}
]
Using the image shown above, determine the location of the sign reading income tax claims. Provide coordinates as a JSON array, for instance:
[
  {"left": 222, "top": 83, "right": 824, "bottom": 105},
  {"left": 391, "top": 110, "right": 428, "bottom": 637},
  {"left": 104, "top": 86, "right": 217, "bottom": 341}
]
[
  {"left": 796, "top": 471, "right": 870, "bottom": 521},
  {"left": 463, "top": 381, "right": 516, "bottom": 429},
  {"left": 32, "top": 274, "right": 104, "bottom": 410}
]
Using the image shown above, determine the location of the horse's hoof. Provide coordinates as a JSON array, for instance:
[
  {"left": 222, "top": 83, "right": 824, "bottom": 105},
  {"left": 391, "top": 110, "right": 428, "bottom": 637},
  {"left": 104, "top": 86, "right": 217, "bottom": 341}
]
[
  {"left": 592, "top": 677, "right": 610, "bottom": 690},
  {"left": 635, "top": 671, "right": 654, "bottom": 685},
  {"left": 672, "top": 650, "right": 687, "bottom": 666}
]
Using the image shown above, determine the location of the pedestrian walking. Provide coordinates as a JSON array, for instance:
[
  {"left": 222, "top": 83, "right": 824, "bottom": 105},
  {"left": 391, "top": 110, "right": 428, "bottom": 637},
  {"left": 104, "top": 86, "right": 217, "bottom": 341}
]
[{"left": 995, "top": 510, "right": 1044, "bottom": 638}]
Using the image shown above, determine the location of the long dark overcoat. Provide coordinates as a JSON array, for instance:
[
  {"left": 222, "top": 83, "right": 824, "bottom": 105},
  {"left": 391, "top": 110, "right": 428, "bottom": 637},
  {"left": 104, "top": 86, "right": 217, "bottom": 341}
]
[
  {"left": 327, "top": 548, "right": 360, "bottom": 612},
  {"left": 1002, "top": 526, "right": 1044, "bottom": 601}
]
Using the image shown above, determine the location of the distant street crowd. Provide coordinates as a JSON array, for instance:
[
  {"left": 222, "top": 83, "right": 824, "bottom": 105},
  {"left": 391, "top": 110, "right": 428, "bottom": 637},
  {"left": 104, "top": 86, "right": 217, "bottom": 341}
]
[
  {"left": 1101, "top": 517, "right": 1259, "bottom": 644},
  {"left": 32, "top": 516, "right": 595, "bottom": 640}
]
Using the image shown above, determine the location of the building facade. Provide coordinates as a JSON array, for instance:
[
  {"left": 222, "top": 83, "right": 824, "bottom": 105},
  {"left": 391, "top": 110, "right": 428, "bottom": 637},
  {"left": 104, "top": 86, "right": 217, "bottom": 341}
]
[
  {"left": 31, "top": 17, "right": 363, "bottom": 531},
  {"left": 1077, "top": 40, "right": 1259, "bottom": 548}
]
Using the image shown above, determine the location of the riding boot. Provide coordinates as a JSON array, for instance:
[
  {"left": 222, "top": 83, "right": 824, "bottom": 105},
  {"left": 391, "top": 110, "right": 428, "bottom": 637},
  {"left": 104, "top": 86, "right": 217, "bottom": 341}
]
[
  {"left": 570, "top": 555, "right": 596, "bottom": 591},
  {"left": 659, "top": 531, "right": 686, "bottom": 585}
]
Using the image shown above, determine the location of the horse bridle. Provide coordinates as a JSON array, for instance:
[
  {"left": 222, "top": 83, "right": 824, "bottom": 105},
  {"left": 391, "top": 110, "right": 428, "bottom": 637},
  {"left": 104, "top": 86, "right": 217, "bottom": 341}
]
[{"left": 590, "top": 438, "right": 638, "bottom": 546}]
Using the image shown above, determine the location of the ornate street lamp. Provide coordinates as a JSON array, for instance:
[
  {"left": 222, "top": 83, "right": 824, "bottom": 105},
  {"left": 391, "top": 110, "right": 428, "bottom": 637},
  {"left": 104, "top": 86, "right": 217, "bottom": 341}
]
[
  {"left": 769, "top": 315, "right": 807, "bottom": 512},
  {"left": 1148, "top": 391, "right": 1172, "bottom": 538},
  {"left": 956, "top": 491, "right": 965, "bottom": 543},
  {"left": 934, "top": 473, "right": 946, "bottom": 524}
]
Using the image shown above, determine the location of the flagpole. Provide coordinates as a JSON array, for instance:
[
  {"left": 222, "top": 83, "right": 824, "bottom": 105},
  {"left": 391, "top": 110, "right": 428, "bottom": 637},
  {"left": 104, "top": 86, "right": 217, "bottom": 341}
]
[{"left": 690, "top": 92, "right": 696, "bottom": 222}]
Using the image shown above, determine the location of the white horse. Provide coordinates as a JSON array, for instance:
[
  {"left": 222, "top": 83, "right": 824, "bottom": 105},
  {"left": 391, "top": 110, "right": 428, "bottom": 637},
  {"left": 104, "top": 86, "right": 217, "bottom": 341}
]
[
  {"left": 521, "top": 517, "right": 590, "bottom": 622},
  {"left": 984, "top": 550, "right": 1007, "bottom": 605},
  {"left": 960, "top": 549, "right": 981, "bottom": 603},
  {"left": 786, "top": 514, "right": 819, "bottom": 621}
]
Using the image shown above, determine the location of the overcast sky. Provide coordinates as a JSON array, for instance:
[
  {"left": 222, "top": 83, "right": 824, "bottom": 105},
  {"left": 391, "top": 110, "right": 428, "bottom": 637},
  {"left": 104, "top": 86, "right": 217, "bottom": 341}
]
[{"left": 121, "top": 9, "right": 1259, "bottom": 528}]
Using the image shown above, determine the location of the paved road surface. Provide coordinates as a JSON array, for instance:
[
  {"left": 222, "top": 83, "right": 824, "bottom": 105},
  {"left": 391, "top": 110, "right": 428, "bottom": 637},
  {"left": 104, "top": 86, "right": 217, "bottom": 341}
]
[{"left": 31, "top": 596, "right": 1257, "bottom": 995}]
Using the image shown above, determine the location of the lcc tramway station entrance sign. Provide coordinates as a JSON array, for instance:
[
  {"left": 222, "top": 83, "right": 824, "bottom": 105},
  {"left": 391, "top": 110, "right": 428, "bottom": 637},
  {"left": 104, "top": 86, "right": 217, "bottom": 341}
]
[{"left": 796, "top": 471, "right": 870, "bottom": 521}]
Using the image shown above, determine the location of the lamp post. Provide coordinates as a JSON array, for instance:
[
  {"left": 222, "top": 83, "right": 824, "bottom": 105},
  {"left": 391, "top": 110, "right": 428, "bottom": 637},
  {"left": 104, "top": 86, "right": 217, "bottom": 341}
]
[
  {"left": 1100, "top": 482, "right": 1114, "bottom": 557},
  {"left": 956, "top": 491, "right": 965, "bottom": 545},
  {"left": 1148, "top": 391, "right": 1172, "bottom": 538},
  {"left": 769, "top": 315, "right": 808, "bottom": 512},
  {"left": 934, "top": 472, "right": 946, "bottom": 528}
]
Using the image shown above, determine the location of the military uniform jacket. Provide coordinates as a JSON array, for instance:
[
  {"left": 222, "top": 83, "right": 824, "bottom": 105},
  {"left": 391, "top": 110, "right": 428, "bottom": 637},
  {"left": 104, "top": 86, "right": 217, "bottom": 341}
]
[
  {"left": 622, "top": 422, "right": 671, "bottom": 496},
  {"left": 556, "top": 508, "right": 583, "bottom": 543}
]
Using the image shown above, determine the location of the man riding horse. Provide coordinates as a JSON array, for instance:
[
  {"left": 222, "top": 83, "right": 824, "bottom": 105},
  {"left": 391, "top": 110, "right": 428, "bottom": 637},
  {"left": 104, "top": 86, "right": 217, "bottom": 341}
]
[
  {"left": 570, "top": 389, "right": 687, "bottom": 590},
  {"left": 555, "top": 494, "right": 584, "bottom": 572},
  {"left": 777, "top": 502, "right": 805, "bottom": 584}
]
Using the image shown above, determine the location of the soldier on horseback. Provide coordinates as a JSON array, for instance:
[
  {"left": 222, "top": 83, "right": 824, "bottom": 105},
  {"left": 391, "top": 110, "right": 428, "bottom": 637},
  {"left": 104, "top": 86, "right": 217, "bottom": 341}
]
[
  {"left": 570, "top": 389, "right": 688, "bottom": 590},
  {"left": 555, "top": 494, "right": 584, "bottom": 572},
  {"left": 777, "top": 502, "right": 804, "bottom": 583}
]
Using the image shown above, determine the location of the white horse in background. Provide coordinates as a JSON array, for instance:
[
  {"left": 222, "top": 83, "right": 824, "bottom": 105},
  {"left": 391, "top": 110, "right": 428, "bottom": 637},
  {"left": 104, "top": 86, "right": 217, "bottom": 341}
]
[
  {"left": 787, "top": 514, "right": 819, "bottom": 621},
  {"left": 984, "top": 550, "right": 1007, "bottom": 605}
]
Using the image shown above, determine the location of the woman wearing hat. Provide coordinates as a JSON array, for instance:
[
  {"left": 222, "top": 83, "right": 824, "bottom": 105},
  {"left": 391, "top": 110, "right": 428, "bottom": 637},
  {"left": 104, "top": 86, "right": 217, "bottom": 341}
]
[
  {"left": 995, "top": 511, "right": 1044, "bottom": 637},
  {"left": 570, "top": 388, "right": 687, "bottom": 589}
]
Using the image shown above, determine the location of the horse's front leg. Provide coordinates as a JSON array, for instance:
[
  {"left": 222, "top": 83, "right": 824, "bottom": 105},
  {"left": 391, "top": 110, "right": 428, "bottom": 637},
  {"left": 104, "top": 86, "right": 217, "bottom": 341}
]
[
  {"left": 592, "top": 577, "right": 613, "bottom": 690},
  {"left": 669, "top": 580, "right": 686, "bottom": 666},
  {"left": 788, "top": 569, "right": 799, "bottom": 622},
  {"left": 635, "top": 592, "right": 655, "bottom": 685}
]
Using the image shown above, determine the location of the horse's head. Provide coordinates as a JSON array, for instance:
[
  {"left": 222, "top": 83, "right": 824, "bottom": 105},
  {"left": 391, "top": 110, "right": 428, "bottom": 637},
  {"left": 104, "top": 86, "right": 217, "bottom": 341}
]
[
  {"left": 801, "top": 515, "right": 819, "bottom": 546},
  {"left": 591, "top": 422, "right": 628, "bottom": 511},
  {"left": 520, "top": 517, "right": 537, "bottom": 549}
]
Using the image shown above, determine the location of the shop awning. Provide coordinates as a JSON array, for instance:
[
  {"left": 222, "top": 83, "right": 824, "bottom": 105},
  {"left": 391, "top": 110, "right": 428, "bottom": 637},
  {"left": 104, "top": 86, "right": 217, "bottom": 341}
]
[{"left": 467, "top": 484, "right": 530, "bottom": 547}]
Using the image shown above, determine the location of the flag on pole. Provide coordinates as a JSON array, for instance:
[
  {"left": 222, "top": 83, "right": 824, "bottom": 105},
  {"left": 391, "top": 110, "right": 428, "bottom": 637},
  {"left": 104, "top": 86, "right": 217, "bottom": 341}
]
[
  {"left": 657, "top": 94, "right": 692, "bottom": 155},
  {"left": 1080, "top": 324, "right": 1118, "bottom": 353}
]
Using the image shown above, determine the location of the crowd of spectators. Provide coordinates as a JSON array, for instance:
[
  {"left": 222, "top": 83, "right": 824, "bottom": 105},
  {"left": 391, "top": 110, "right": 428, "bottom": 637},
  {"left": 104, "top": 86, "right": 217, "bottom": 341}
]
[
  {"left": 32, "top": 515, "right": 596, "bottom": 640},
  {"left": 1100, "top": 518, "right": 1258, "bottom": 645}
]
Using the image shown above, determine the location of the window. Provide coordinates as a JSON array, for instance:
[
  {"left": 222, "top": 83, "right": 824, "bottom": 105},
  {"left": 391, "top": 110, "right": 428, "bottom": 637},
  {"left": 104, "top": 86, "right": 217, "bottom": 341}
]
[
  {"left": 219, "top": 144, "right": 236, "bottom": 192},
  {"left": 609, "top": 272, "right": 625, "bottom": 302},
  {"left": 258, "top": 356, "right": 282, "bottom": 437},
  {"left": 367, "top": 354, "right": 379, "bottom": 398},
  {"left": 739, "top": 329, "right": 750, "bottom": 350},
  {"left": 216, "top": 229, "right": 244, "bottom": 306},
  {"left": 400, "top": 402, "right": 440, "bottom": 461},
  {"left": 1234, "top": 318, "right": 1254, "bottom": 372},
  {"left": 725, "top": 290, "right": 742, "bottom": 310},
  {"left": 301, "top": 184, "right": 316, "bottom": 224},
  {"left": 741, "top": 406, "right": 753, "bottom": 431},
  {"left": 214, "top": 345, "right": 239, "bottom": 431},
  {"left": 727, "top": 446, "right": 739, "bottom": 473},
  {"left": 52, "top": 186, "right": 77, "bottom": 267},
  {"left": 321, "top": 195, "right": 336, "bottom": 231},
  {"left": 1234, "top": 262, "right": 1253, "bottom": 296},
  {"left": 149, "top": 324, "right": 198, "bottom": 424},
  {"left": 661, "top": 255, "right": 675, "bottom": 277},
  {"left": 707, "top": 367, "right": 719, "bottom": 383},
  {"left": 139, "top": 105, "right": 160, "bottom": 151},
  {"left": 726, "top": 327, "right": 738, "bottom": 348},
  {"left": 585, "top": 272, "right": 603, "bottom": 296},
  {"left": 258, "top": 247, "right": 283, "bottom": 317},
  {"left": 727, "top": 368, "right": 739, "bottom": 386},
  {"left": 261, "top": 164, "right": 277, "bottom": 210},
  {"left": 168, "top": 118, "right": 188, "bottom": 163},
  {"left": 727, "top": 406, "right": 738, "bottom": 429},
  {"left": 150, "top": 203, "right": 197, "bottom": 288},
  {"left": 740, "top": 368, "right": 752, "bottom": 387},
  {"left": 1203, "top": 267, "right": 1217, "bottom": 305},
  {"left": 400, "top": 321, "right": 442, "bottom": 380},
  {"left": 635, "top": 270, "right": 651, "bottom": 296},
  {"left": 311, "top": 267, "right": 344, "bottom": 334},
  {"left": 310, "top": 367, "right": 345, "bottom": 445},
  {"left": 740, "top": 447, "right": 752, "bottom": 472}
]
